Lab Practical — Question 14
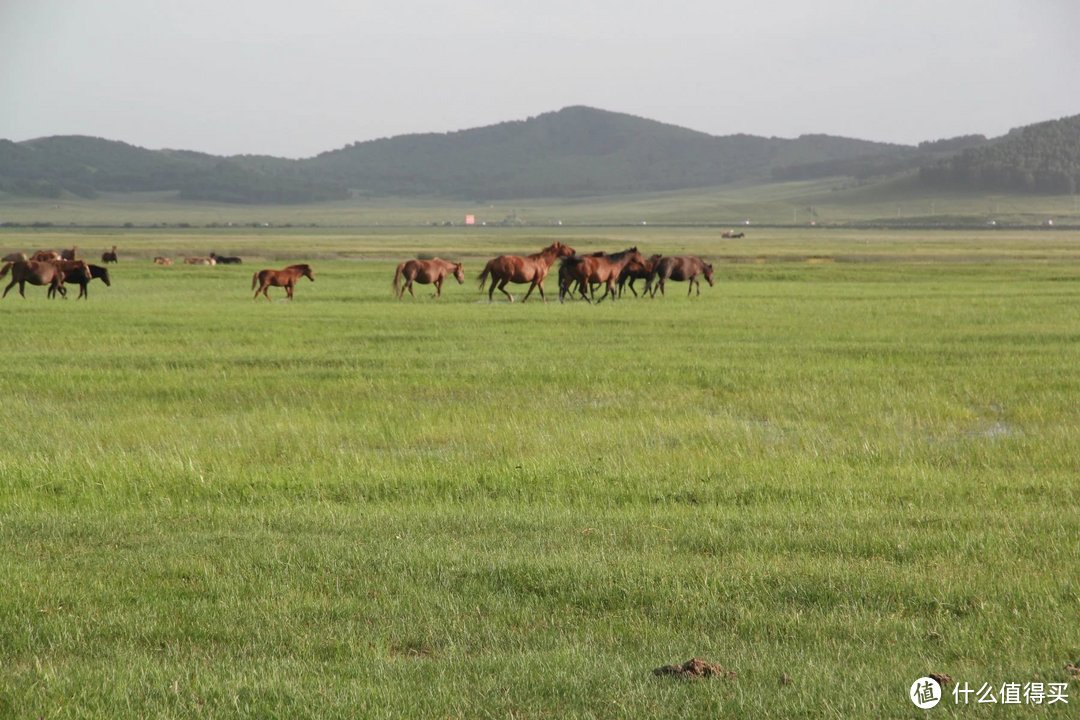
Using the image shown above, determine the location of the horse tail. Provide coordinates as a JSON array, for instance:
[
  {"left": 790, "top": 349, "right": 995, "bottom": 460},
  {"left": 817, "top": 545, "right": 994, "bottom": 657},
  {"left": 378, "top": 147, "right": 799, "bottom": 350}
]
[
  {"left": 0, "top": 262, "right": 10, "bottom": 279},
  {"left": 251, "top": 271, "right": 259, "bottom": 290},
  {"left": 478, "top": 261, "right": 491, "bottom": 290},
  {"left": 392, "top": 262, "right": 405, "bottom": 296}
]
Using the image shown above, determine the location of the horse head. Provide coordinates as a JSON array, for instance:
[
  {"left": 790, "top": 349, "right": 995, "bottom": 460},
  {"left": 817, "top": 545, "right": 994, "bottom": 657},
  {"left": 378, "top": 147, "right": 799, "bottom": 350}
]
[
  {"left": 703, "top": 263, "right": 715, "bottom": 286},
  {"left": 302, "top": 265, "right": 315, "bottom": 282},
  {"left": 453, "top": 263, "right": 465, "bottom": 284}
]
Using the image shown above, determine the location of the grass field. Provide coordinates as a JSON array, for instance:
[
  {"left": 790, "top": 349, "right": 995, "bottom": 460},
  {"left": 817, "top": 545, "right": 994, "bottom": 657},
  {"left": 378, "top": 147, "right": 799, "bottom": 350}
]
[
  {"left": 1, "top": 227, "right": 1079, "bottom": 718},
  {"left": 3, "top": 175, "right": 1080, "bottom": 228}
]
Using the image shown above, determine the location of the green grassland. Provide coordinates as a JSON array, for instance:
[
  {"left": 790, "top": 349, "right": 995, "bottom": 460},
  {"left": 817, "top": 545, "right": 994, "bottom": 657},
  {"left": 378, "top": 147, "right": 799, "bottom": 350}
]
[
  {"left": 3, "top": 175, "right": 1080, "bottom": 228},
  {"left": 1, "top": 227, "right": 1079, "bottom": 718}
]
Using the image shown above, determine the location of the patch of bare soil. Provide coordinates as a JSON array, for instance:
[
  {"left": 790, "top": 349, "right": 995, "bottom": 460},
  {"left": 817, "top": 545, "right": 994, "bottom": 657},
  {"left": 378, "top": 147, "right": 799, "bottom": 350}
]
[{"left": 652, "top": 658, "right": 736, "bottom": 680}]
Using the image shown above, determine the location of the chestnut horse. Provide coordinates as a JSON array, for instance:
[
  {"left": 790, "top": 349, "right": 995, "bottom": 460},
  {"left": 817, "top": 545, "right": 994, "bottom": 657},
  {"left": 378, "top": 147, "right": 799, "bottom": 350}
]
[
  {"left": 618, "top": 253, "right": 663, "bottom": 298},
  {"left": 478, "top": 242, "right": 575, "bottom": 303},
  {"left": 648, "top": 255, "right": 715, "bottom": 297},
  {"left": 1, "top": 260, "right": 67, "bottom": 299},
  {"left": 558, "top": 247, "right": 644, "bottom": 304},
  {"left": 252, "top": 263, "right": 314, "bottom": 301},
  {"left": 393, "top": 258, "right": 464, "bottom": 299}
]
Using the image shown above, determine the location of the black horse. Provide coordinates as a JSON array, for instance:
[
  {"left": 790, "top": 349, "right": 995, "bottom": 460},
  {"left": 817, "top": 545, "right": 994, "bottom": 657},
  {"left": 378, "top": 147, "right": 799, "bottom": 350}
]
[
  {"left": 210, "top": 252, "right": 242, "bottom": 265},
  {"left": 59, "top": 264, "right": 112, "bottom": 300}
]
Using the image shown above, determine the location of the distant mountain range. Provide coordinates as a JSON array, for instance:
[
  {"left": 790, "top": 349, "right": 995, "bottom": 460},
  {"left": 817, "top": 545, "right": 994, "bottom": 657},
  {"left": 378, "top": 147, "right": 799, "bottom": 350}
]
[{"left": 0, "top": 106, "right": 1076, "bottom": 204}]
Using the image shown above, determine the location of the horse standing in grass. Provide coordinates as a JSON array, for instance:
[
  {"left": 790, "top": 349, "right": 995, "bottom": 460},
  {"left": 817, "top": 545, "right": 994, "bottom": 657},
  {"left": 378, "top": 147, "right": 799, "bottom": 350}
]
[
  {"left": 647, "top": 256, "right": 715, "bottom": 297},
  {"left": 618, "top": 253, "right": 663, "bottom": 298},
  {"left": 101, "top": 246, "right": 118, "bottom": 263},
  {"left": 478, "top": 242, "right": 575, "bottom": 303},
  {"left": 59, "top": 264, "right": 111, "bottom": 300},
  {"left": 393, "top": 258, "right": 464, "bottom": 299},
  {"left": 558, "top": 247, "right": 644, "bottom": 303},
  {"left": 1, "top": 260, "right": 67, "bottom": 299},
  {"left": 252, "top": 263, "right": 315, "bottom": 301}
]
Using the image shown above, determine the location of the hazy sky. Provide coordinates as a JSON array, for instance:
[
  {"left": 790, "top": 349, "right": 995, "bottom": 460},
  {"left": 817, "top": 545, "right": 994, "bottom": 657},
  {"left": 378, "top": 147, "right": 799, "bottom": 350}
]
[{"left": 2, "top": 0, "right": 1078, "bottom": 158}]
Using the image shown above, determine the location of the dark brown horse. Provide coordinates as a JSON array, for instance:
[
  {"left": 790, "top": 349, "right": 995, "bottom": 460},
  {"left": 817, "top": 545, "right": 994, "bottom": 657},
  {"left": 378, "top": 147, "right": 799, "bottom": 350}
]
[
  {"left": 478, "top": 242, "right": 575, "bottom": 303},
  {"left": 252, "top": 263, "right": 314, "bottom": 300},
  {"left": 618, "top": 253, "right": 663, "bottom": 298},
  {"left": 101, "top": 246, "right": 118, "bottom": 263},
  {"left": 58, "top": 263, "right": 111, "bottom": 300},
  {"left": 648, "top": 256, "right": 715, "bottom": 297},
  {"left": 393, "top": 258, "right": 464, "bottom": 299},
  {"left": 1, "top": 260, "right": 67, "bottom": 299},
  {"left": 558, "top": 247, "right": 643, "bottom": 303},
  {"left": 210, "top": 252, "right": 242, "bottom": 265}
]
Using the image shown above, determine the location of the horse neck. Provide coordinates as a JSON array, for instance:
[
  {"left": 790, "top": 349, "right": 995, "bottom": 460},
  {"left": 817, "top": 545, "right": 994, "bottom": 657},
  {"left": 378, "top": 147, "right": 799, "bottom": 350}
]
[{"left": 534, "top": 246, "right": 562, "bottom": 267}]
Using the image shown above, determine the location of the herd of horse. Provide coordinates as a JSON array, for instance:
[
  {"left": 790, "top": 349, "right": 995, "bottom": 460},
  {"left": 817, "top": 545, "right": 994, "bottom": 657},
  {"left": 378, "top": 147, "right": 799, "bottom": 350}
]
[{"left": 1, "top": 243, "right": 715, "bottom": 303}]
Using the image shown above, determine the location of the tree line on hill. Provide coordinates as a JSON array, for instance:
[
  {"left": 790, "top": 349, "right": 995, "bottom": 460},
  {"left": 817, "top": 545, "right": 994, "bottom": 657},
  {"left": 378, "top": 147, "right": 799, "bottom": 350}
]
[
  {"left": 918, "top": 115, "right": 1080, "bottom": 194},
  {"left": 2, "top": 107, "right": 1078, "bottom": 203}
]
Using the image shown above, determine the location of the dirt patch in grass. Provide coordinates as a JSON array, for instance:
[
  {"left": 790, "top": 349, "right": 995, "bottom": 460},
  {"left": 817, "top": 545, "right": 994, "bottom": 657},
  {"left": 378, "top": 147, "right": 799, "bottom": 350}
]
[{"left": 653, "top": 658, "right": 737, "bottom": 680}]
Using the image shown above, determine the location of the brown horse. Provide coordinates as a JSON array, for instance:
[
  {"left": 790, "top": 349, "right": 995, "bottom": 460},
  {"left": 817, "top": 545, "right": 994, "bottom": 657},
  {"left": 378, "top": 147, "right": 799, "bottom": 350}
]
[
  {"left": 478, "top": 242, "right": 575, "bottom": 303},
  {"left": 2, "top": 252, "right": 27, "bottom": 263},
  {"left": 648, "top": 256, "right": 715, "bottom": 297},
  {"left": 31, "top": 250, "right": 61, "bottom": 262},
  {"left": 618, "top": 253, "right": 663, "bottom": 298},
  {"left": 558, "top": 247, "right": 643, "bottom": 304},
  {"left": 153, "top": 256, "right": 173, "bottom": 266},
  {"left": 393, "top": 258, "right": 464, "bottom": 299},
  {"left": 252, "top": 263, "right": 314, "bottom": 301},
  {"left": 1, "top": 260, "right": 66, "bottom": 299},
  {"left": 101, "top": 246, "right": 118, "bottom": 263},
  {"left": 58, "top": 263, "right": 111, "bottom": 300},
  {"left": 60, "top": 246, "right": 79, "bottom": 261}
]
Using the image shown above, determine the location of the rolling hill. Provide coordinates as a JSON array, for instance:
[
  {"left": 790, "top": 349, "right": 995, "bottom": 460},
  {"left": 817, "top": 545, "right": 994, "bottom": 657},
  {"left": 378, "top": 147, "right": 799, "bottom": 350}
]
[{"left": 0, "top": 106, "right": 1074, "bottom": 204}]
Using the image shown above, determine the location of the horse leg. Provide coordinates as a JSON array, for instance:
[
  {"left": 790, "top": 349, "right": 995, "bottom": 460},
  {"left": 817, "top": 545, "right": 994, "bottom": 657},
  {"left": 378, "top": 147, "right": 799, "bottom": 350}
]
[
  {"left": 522, "top": 278, "right": 543, "bottom": 303},
  {"left": 1, "top": 278, "right": 15, "bottom": 298},
  {"left": 497, "top": 279, "right": 514, "bottom": 303},
  {"left": 433, "top": 278, "right": 442, "bottom": 298}
]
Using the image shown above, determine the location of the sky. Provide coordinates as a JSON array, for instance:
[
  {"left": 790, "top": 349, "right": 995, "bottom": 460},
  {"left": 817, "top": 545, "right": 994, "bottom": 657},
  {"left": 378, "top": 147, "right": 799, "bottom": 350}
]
[{"left": 1, "top": 0, "right": 1078, "bottom": 158}]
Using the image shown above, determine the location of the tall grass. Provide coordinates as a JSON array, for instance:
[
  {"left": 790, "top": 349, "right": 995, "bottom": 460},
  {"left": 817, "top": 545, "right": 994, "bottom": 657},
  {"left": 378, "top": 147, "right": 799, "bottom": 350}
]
[{"left": 1, "top": 229, "right": 1078, "bottom": 718}]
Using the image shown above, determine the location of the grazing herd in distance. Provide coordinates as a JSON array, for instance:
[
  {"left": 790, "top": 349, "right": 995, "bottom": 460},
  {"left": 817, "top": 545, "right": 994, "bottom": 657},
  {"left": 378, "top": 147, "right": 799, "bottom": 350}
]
[{"left": 1, "top": 242, "right": 717, "bottom": 303}]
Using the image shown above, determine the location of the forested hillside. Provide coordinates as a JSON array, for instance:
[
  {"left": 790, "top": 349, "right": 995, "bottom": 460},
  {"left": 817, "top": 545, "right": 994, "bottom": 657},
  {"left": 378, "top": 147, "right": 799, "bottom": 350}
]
[{"left": 920, "top": 115, "right": 1080, "bottom": 194}]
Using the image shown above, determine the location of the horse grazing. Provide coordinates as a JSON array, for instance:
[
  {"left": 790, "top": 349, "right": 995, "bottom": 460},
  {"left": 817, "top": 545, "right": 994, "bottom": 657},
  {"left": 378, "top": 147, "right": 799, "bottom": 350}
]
[
  {"left": 252, "top": 263, "right": 314, "bottom": 301},
  {"left": 59, "top": 263, "right": 111, "bottom": 300},
  {"left": 184, "top": 256, "right": 216, "bottom": 265},
  {"left": 101, "top": 246, "right": 118, "bottom": 263},
  {"left": 393, "top": 258, "right": 464, "bottom": 299},
  {"left": 618, "top": 253, "right": 663, "bottom": 298},
  {"left": 558, "top": 247, "right": 644, "bottom": 304},
  {"left": 648, "top": 256, "right": 715, "bottom": 297},
  {"left": 153, "top": 256, "right": 173, "bottom": 266},
  {"left": 2, "top": 252, "right": 27, "bottom": 263},
  {"left": 210, "top": 252, "right": 242, "bottom": 265},
  {"left": 478, "top": 242, "right": 575, "bottom": 303},
  {"left": 1, "top": 260, "right": 66, "bottom": 299}
]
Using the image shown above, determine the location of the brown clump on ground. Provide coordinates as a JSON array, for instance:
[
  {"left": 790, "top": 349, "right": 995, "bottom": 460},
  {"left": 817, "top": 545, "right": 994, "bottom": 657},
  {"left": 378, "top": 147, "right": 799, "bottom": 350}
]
[
  {"left": 930, "top": 673, "right": 953, "bottom": 686},
  {"left": 652, "top": 658, "right": 737, "bottom": 680},
  {"left": 1066, "top": 663, "right": 1080, "bottom": 679}
]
